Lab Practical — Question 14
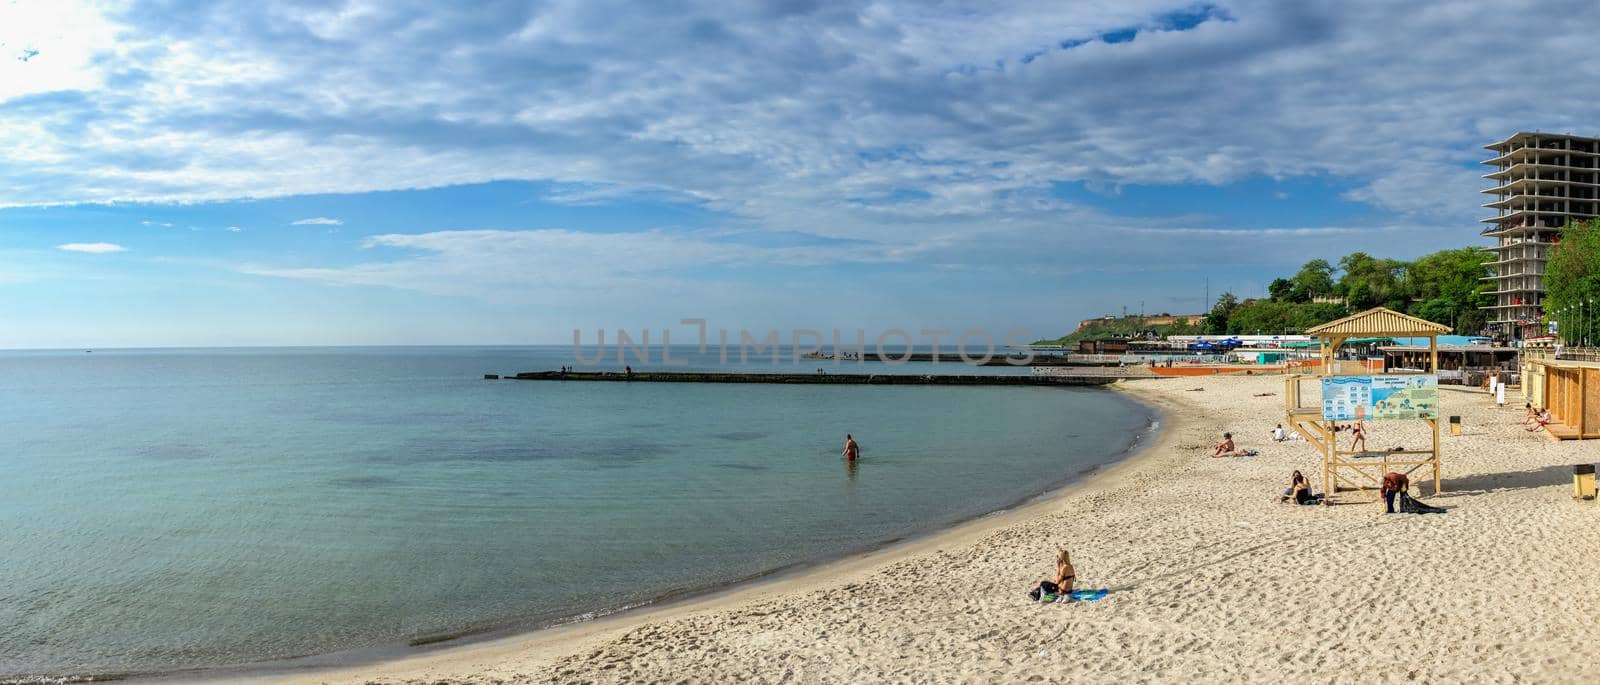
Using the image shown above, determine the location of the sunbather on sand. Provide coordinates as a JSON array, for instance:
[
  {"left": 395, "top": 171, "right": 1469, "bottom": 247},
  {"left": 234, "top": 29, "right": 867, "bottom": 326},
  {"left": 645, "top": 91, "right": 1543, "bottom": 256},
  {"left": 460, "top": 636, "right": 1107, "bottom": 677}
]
[
  {"left": 1279, "top": 470, "right": 1323, "bottom": 505},
  {"left": 1052, "top": 548, "right": 1074, "bottom": 594},
  {"left": 1527, "top": 408, "right": 1551, "bottom": 432},
  {"left": 1212, "top": 432, "right": 1251, "bottom": 457},
  {"left": 1031, "top": 549, "right": 1076, "bottom": 602}
]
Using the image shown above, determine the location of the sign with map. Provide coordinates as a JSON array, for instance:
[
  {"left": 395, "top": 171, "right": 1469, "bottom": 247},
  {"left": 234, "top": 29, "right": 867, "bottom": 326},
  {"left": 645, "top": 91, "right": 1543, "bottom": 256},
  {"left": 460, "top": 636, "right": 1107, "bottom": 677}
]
[{"left": 1321, "top": 375, "right": 1438, "bottom": 421}]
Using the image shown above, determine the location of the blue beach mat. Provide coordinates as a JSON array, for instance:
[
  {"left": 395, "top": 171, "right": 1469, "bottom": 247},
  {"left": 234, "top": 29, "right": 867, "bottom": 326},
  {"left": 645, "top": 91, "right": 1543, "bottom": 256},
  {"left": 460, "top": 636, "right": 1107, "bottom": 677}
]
[{"left": 1069, "top": 588, "right": 1109, "bottom": 601}]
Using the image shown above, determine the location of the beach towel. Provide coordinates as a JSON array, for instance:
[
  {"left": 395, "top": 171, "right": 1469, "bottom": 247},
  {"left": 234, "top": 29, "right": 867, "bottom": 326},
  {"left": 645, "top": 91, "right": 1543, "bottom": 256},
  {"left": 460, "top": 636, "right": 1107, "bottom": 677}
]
[
  {"left": 1397, "top": 492, "right": 1445, "bottom": 514},
  {"left": 1029, "top": 582, "right": 1109, "bottom": 602}
]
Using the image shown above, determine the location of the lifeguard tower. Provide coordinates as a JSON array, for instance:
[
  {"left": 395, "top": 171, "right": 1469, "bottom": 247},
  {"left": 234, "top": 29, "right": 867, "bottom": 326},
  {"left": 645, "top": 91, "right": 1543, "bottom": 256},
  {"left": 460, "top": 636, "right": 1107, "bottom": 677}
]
[{"left": 1284, "top": 307, "right": 1450, "bottom": 502}]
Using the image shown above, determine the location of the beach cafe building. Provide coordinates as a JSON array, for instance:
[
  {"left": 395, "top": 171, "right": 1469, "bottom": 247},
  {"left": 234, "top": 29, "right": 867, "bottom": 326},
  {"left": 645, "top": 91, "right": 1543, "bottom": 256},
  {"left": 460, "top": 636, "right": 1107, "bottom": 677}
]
[{"left": 1379, "top": 343, "right": 1518, "bottom": 386}]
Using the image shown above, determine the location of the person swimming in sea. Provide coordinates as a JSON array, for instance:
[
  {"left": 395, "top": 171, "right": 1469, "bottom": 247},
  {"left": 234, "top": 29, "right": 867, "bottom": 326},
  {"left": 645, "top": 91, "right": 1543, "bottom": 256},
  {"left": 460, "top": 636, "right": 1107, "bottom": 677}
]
[{"left": 843, "top": 434, "right": 860, "bottom": 462}]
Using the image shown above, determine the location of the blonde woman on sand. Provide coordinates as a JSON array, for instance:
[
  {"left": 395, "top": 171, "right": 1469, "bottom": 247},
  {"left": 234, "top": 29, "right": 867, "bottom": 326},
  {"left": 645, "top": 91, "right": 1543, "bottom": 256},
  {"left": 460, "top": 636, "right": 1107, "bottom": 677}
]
[
  {"left": 1052, "top": 549, "right": 1075, "bottom": 594},
  {"left": 1033, "top": 549, "right": 1075, "bottom": 599}
]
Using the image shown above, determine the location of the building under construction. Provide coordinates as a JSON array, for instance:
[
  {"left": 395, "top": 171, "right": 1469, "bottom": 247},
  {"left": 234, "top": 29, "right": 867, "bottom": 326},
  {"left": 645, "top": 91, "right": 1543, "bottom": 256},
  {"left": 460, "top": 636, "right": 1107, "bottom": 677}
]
[{"left": 1481, "top": 131, "right": 1600, "bottom": 339}]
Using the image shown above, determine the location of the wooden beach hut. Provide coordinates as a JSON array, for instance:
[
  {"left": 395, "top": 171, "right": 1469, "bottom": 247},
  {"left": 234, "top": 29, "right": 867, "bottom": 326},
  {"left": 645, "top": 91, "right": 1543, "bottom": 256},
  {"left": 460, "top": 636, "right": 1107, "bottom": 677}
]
[
  {"left": 1283, "top": 307, "right": 1450, "bottom": 502},
  {"left": 1521, "top": 356, "right": 1600, "bottom": 440}
]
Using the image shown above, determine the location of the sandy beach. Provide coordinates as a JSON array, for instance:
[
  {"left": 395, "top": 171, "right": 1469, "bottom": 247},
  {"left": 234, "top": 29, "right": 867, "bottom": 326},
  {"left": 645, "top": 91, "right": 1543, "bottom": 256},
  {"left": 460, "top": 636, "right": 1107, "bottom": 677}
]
[{"left": 244, "top": 375, "right": 1600, "bottom": 684}]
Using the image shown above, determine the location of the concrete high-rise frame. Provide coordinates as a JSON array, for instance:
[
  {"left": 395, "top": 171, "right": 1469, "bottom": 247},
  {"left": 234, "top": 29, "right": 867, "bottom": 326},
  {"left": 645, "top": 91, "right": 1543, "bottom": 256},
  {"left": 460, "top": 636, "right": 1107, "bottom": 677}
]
[{"left": 1481, "top": 132, "right": 1600, "bottom": 339}]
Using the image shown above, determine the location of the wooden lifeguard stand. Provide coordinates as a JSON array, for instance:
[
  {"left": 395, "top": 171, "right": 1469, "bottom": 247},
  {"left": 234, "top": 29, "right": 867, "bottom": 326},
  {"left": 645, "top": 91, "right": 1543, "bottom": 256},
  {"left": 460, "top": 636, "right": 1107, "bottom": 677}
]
[{"left": 1283, "top": 307, "right": 1450, "bottom": 502}]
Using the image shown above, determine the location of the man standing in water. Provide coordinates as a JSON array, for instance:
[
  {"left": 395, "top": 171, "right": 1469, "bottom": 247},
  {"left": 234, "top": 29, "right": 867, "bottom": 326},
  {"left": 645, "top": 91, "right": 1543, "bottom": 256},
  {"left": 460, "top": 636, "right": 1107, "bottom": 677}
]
[{"left": 843, "top": 434, "right": 860, "bottom": 462}]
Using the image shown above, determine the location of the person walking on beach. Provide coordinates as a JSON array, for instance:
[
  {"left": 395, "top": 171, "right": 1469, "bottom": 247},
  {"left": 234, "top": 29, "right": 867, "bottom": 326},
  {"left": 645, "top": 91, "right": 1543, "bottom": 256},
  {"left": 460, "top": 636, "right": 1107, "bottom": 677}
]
[
  {"left": 1381, "top": 471, "right": 1408, "bottom": 513},
  {"left": 1348, "top": 419, "right": 1367, "bottom": 452},
  {"left": 843, "top": 434, "right": 860, "bottom": 462}
]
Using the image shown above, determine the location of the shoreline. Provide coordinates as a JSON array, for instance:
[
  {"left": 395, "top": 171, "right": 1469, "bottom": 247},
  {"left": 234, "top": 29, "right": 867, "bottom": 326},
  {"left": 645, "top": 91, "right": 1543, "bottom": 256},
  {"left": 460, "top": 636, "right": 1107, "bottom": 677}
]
[{"left": 137, "top": 384, "right": 1182, "bottom": 685}]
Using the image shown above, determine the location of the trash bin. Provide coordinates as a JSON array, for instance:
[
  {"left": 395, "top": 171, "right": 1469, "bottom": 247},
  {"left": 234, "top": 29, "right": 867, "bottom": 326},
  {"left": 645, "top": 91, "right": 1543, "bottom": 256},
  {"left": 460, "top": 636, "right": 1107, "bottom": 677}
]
[{"left": 1575, "top": 464, "right": 1596, "bottom": 500}]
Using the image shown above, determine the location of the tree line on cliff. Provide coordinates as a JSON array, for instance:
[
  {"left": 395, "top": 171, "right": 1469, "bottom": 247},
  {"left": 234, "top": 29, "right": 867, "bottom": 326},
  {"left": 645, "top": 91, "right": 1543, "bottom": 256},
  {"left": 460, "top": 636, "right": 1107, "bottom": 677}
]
[{"left": 1050, "top": 219, "right": 1600, "bottom": 343}]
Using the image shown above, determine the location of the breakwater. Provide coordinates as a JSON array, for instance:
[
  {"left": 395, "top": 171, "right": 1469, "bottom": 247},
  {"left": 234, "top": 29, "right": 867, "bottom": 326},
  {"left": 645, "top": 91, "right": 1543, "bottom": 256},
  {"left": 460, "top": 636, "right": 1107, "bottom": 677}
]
[
  {"left": 796, "top": 352, "right": 1143, "bottom": 367},
  {"left": 800, "top": 352, "right": 1036, "bottom": 365},
  {"left": 505, "top": 371, "right": 1118, "bottom": 386}
]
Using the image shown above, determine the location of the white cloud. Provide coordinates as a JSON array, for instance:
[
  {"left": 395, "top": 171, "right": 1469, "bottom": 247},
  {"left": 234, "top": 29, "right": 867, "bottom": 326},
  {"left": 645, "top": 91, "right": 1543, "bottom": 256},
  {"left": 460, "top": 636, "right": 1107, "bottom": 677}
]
[
  {"left": 0, "top": 0, "right": 118, "bottom": 102},
  {"left": 3, "top": 0, "right": 1596, "bottom": 252},
  {"left": 242, "top": 228, "right": 896, "bottom": 302},
  {"left": 141, "top": 220, "right": 173, "bottom": 228},
  {"left": 58, "top": 242, "right": 127, "bottom": 253},
  {"left": 225, "top": 226, "right": 242, "bottom": 232},
  {"left": 291, "top": 217, "right": 343, "bottom": 226}
]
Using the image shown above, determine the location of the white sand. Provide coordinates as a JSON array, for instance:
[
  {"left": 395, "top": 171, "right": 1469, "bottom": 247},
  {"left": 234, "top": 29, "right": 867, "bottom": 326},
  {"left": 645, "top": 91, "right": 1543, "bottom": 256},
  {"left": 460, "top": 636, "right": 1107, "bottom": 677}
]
[{"left": 247, "top": 376, "right": 1600, "bottom": 684}]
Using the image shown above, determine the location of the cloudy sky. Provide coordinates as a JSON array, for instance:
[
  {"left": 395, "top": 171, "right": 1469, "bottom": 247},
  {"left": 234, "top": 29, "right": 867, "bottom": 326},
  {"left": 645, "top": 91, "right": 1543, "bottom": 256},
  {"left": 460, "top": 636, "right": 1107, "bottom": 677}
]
[{"left": 2, "top": 0, "right": 1598, "bottom": 348}]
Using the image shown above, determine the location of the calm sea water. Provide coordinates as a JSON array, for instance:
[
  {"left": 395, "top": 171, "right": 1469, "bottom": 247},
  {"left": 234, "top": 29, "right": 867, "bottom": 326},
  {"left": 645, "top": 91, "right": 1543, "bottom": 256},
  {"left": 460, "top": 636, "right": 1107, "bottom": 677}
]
[{"left": 0, "top": 347, "right": 1151, "bottom": 680}]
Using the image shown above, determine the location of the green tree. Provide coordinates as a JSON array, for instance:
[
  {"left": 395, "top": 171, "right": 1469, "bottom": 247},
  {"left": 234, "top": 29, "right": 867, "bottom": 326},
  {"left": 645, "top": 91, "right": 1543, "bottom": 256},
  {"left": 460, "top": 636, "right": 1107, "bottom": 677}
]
[
  {"left": 1267, "top": 278, "right": 1294, "bottom": 301},
  {"left": 1225, "top": 300, "right": 1349, "bottom": 334},
  {"left": 1544, "top": 218, "right": 1600, "bottom": 345},
  {"left": 1337, "top": 252, "right": 1407, "bottom": 310},
  {"left": 1290, "top": 259, "right": 1336, "bottom": 302},
  {"left": 1204, "top": 292, "right": 1238, "bottom": 334},
  {"left": 1402, "top": 247, "right": 1492, "bottom": 333}
]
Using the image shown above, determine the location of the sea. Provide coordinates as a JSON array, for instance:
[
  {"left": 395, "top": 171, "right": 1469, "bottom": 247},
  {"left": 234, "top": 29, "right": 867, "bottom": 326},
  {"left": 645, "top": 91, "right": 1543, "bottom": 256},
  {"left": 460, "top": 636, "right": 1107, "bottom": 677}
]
[{"left": 0, "top": 346, "right": 1154, "bottom": 681}]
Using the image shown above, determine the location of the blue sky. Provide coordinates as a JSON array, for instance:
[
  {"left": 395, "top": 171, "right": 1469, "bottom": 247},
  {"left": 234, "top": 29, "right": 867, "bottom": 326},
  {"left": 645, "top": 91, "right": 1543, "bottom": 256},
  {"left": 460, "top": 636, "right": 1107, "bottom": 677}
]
[{"left": 3, "top": 0, "right": 1600, "bottom": 348}]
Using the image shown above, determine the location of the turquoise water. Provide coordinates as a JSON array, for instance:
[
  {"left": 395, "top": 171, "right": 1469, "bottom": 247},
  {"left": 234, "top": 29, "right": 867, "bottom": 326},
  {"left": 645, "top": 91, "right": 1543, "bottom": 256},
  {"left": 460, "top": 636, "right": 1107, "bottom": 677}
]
[{"left": 0, "top": 347, "right": 1151, "bottom": 680}]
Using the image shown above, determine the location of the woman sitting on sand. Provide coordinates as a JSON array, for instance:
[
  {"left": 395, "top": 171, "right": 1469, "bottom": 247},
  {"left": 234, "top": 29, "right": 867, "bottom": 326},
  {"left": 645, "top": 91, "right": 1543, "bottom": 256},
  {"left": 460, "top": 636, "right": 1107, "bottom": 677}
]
[
  {"left": 1052, "top": 548, "right": 1075, "bottom": 594},
  {"left": 1031, "top": 548, "right": 1076, "bottom": 602},
  {"left": 1212, "top": 432, "right": 1251, "bottom": 457},
  {"left": 1280, "top": 470, "right": 1323, "bottom": 505},
  {"left": 1526, "top": 408, "right": 1552, "bottom": 432}
]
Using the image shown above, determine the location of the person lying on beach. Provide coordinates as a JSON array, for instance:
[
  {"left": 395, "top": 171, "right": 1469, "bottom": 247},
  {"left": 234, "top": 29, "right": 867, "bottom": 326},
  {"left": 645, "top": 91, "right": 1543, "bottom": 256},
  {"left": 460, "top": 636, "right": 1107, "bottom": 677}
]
[{"left": 1279, "top": 470, "right": 1323, "bottom": 505}]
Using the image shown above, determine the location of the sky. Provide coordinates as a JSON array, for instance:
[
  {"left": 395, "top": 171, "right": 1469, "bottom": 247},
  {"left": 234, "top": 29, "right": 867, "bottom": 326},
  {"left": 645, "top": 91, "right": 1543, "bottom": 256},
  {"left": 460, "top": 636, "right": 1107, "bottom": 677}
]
[{"left": 3, "top": 0, "right": 1600, "bottom": 348}]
